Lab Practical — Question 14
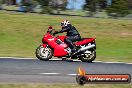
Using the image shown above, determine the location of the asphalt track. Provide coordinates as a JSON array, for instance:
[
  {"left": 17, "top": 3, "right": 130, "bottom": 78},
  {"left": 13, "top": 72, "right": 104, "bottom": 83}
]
[{"left": 0, "top": 58, "right": 132, "bottom": 83}]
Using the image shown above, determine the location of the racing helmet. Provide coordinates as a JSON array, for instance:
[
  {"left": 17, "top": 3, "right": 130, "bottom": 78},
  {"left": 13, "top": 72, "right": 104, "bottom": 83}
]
[{"left": 61, "top": 20, "right": 71, "bottom": 28}]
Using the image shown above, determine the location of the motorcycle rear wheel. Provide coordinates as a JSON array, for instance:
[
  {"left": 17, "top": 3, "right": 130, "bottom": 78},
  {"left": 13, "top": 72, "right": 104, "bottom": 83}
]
[
  {"left": 36, "top": 45, "right": 53, "bottom": 61},
  {"left": 79, "top": 50, "right": 96, "bottom": 63}
]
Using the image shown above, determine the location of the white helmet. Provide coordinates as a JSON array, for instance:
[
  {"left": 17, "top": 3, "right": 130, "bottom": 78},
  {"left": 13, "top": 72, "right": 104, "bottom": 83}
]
[{"left": 61, "top": 20, "right": 71, "bottom": 27}]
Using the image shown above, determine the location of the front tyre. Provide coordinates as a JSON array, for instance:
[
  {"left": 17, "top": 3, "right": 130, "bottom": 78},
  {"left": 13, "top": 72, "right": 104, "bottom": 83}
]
[
  {"left": 79, "top": 50, "right": 96, "bottom": 63},
  {"left": 36, "top": 45, "right": 53, "bottom": 61}
]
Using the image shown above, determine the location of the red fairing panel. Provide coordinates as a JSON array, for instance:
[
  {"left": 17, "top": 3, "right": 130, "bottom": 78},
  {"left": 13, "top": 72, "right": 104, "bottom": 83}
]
[
  {"left": 54, "top": 44, "right": 68, "bottom": 57},
  {"left": 44, "top": 33, "right": 58, "bottom": 48},
  {"left": 75, "top": 38, "right": 95, "bottom": 46},
  {"left": 56, "top": 36, "right": 67, "bottom": 42},
  {"left": 41, "top": 44, "right": 47, "bottom": 48}
]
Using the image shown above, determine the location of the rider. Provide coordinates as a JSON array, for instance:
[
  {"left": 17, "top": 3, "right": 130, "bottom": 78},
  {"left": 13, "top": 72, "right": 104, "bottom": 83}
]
[{"left": 54, "top": 20, "right": 81, "bottom": 54}]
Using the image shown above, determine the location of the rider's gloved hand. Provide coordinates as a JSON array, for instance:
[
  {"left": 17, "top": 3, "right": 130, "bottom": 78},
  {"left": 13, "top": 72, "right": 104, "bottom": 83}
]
[{"left": 53, "top": 31, "right": 59, "bottom": 35}]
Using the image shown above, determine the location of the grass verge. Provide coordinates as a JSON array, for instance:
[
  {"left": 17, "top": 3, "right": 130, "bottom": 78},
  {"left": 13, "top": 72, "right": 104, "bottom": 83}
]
[
  {"left": 0, "top": 11, "right": 132, "bottom": 62},
  {"left": 0, "top": 84, "right": 132, "bottom": 88}
]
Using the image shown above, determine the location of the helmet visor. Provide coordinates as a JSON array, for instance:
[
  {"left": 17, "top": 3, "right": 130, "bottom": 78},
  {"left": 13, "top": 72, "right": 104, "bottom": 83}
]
[{"left": 61, "top": 23, "right": 65, "bottom": 27}]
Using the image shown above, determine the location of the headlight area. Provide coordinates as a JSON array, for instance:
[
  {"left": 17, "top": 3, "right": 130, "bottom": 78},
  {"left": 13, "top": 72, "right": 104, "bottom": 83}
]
[{"left": 42, "top": 38, "right": 47, "bottom": 44}]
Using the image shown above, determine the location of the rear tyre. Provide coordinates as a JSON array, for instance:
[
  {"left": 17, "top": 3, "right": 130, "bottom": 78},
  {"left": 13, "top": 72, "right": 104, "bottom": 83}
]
[
  {"left": 79, "top": 50, "right": 96, "bottom": 63},
  {"left": 36, "top": 45, "right": 53, "bottom": 61}
]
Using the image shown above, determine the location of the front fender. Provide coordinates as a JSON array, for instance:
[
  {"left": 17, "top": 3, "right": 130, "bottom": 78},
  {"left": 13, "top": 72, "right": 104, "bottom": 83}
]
[{"left": 41, "top": 44, "right": 48, "bottom": 48}]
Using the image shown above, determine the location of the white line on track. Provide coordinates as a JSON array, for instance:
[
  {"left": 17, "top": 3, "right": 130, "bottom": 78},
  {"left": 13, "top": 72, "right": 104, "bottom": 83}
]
[
  {"left": 67, "top": 74, "right": 78, "bottom": 76},
  {"left": 0, "top": 57, "right": 34, "bottom": 59},
  {"left": 0, "top": 57, "right": 132, "bottom": 64},
  {"left": 39, "top": 73, "right": 78, "bottom": 76}
]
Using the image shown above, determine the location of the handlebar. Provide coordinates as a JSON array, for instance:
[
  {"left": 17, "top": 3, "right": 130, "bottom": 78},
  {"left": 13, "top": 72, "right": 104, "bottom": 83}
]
[{"left": 47, "top": 29, "right": 58, "bottom": 36}]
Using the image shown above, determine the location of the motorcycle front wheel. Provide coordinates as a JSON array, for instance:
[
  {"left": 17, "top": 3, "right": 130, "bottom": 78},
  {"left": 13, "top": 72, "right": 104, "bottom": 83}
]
[{"left": 36, "top": 45, "right": 53, "bottom": 61}]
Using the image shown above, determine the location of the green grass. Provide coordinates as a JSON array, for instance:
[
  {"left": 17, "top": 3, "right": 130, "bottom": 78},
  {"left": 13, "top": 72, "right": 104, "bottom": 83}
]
[
  {"left": 0, "top": 84, "right": 131, "bottom": 88},
  {"left": 0, "top": 11, "right": 132, "bottom": 62}
]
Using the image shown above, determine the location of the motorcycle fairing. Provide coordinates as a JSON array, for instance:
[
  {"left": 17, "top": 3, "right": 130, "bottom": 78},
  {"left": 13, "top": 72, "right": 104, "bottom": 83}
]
[
  {"left": 53, "top": 43, "right": 68, "bottom": 57},
  {"left": 41, "top": 44, "right": 48, "bottom": 48},
  {"left": 43, "top": 33, "right": 68, "bottom": 57},
  {"left": 56, "top": 36, "right": 67, "bottom": 42},
  {"left": 75, "top": 38, "right": 95, "bottom": 46}
]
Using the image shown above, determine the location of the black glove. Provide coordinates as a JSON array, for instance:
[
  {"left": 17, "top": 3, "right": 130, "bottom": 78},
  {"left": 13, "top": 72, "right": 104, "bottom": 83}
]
[{"left": 53, "top": 31, "right": 59, "bottom": 35}]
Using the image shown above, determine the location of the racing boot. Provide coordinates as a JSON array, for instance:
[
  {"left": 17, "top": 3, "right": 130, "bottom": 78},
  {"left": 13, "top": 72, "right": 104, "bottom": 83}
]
[{"left": 71, "top": 46, "right": 78, "bottom": 56}]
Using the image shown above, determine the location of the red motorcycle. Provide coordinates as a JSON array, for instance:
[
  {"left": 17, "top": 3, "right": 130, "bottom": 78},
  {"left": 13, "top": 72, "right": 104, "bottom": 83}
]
[{"left": 36, "top": 27, "right": 96, "bottom": 62}]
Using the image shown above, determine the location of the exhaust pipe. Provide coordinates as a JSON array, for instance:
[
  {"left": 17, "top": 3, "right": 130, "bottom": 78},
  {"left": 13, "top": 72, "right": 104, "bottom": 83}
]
[
  {"left": 80, "top": 44, "right": 95, "bottom": 52},
  {"left": 73, "top": 44, "right": 95, "bottom": 56}
]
